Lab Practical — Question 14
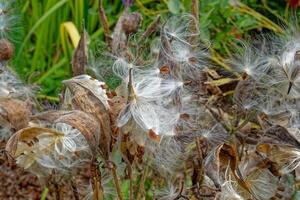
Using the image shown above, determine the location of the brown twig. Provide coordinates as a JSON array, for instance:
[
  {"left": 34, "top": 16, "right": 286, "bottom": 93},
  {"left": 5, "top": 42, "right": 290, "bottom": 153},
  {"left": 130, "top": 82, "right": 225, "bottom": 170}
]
[
  {"left": 173, "top": 180, "right": 189, "bottom": 200},
  {"left": 107, "top": 161, "right": 124, "bottom": 200},
  {"left": 128, "top": 165, "right": 134, "bottom": 200},
  {"left": 136, "top": 166, "right": 148, "bottom": 200},
  {"left": 90, "top": 157, "right": 104, "bottom": 200}
]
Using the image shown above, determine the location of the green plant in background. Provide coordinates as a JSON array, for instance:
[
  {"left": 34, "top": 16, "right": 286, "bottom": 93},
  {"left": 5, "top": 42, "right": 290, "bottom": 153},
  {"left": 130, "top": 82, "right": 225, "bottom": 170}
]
[{"left": 11, "top": 0, "right": 298, "bottom": 98}]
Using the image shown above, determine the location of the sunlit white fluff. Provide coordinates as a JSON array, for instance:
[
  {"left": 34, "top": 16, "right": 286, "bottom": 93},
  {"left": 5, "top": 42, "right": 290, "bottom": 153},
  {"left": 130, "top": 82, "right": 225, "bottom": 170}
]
[
  {"left": 15, "top": 123, "right": 92, "bottom": 177},
  {"left": 216, "top": 165, "right": 244, "bottom": 200},
  {"left": 115, "top": 59, "right": 184, "bottom": 135},
  {"left": 156, "top": 183, "right": 178, "bottom": 200},
  {"left": 229, "top": 42, "right": 275, "bottom": 81},
  {"left": 152, "top": 137, "right": 184, "bottom": 176},
  {"left": 0, "top": 64, "right": 33, "bottom": 99},
  {"left": 270, "top": 60, "right": 300, "bottom": 98},
  {"left": 0, "top": 0, "right": 19, "bottom": 40},
  {"left": 163, "top": 40, "right": 207, "bottom": 71},
  {"left": 163, "top": 14, "right": 199, "bottom": 46}
]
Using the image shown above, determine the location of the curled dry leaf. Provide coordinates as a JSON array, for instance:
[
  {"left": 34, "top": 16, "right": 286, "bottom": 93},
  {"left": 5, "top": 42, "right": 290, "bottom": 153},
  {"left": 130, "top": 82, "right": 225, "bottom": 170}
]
[
  {"left": 261, "top": 125, "right": 300, "bottom": 149},
  {"left": 204, "top": 145, "right": 223, "bottom": 189},
  {"left": 257, "top": 143, "right": 300, "bottom": 175}
]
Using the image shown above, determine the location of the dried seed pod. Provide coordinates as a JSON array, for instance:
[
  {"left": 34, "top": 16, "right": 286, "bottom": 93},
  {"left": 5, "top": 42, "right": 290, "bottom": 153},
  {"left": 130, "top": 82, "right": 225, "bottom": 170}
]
[
  {"left": 72, "top": 30, "right": 88, "bottom": 76},
  {"left": 55, "top": 110, "right": 100, "bottom": 152},
  {"left": 122, "top": 12, "right": 142, "bottom": 36},
  {"left": 0, "top": 38, "right": 14, "bottom": 61},
  {"left": 30, "top": 110, "right": 100, "bottom": 152},
  {"left": 63, "top": 75, "right": 112, "bottom": 159},
  {"left": 6, "top": 122, "right": 94, "bottom": 177},
  {"left": 0, "top": 98, "right": 30, "bottom": 131},
  {"left": 30, "top": 110, "right": 74, "bottom": 125}
]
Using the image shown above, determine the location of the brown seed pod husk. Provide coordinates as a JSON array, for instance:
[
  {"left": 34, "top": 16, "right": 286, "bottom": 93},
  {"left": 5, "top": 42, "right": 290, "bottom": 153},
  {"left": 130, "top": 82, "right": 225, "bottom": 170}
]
[
  {"left": 63, "top": 80, "right": 112, "bottom": 159},
  {"left": 0, "top": 98, "right": 30, "bottom": 131},
  {"left": 0, "top": 39, "right": 14, "bottom": 61},
  {"left": 30, "top": 110, "right": 75, "bottom": 125},
  {"left": 55, "top": 110, "right": 100, "bottom": 152}
]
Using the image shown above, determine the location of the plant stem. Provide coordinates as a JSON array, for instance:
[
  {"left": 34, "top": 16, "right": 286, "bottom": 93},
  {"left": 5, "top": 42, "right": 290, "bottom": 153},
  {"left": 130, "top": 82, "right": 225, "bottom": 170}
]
[
  {"left": 136, "top": 166, "right": 148, "bottom": 200},
  {"left": 107, "top": 161, "right": 124, "bottom": 200},
  {"left": 91, "top": 157, "right": 104, "bottom": 200},
  {"left": 128, "top": 165, "right": 134, "bottom": 200},
  {"left": 191, "top": 0, "right": 199, "bottom": 22}
]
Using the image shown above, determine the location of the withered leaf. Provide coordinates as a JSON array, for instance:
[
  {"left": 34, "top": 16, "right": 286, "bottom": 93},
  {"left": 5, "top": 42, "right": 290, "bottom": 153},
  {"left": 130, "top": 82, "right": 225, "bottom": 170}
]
[{"left": 261, "top": 125, "right": 300, "bottom": 149}]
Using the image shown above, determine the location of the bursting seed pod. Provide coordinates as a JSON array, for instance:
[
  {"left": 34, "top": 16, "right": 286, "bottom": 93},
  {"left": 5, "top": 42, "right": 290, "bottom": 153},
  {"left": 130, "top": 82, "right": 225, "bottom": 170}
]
[
  {"left": 6, "top": 110, "right": 100, "bottom": 178},
  {"left": 63, "top": 74, "right": 111, "bottom": 158}
]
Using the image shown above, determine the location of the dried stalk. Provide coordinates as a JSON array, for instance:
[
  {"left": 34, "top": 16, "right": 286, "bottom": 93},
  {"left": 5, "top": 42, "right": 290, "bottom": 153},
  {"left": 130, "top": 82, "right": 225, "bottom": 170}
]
[
  {"left": 191, "top": 0, "right": 199, "bottom": 22},
  {"left": 91, "top": 157, "right": 104, "bottom": 200},
  {"left": 107, "top": 161, "right": 124, "bottom": 200},
  {"left": 173, "top": 180, "right": 189, "bottom": 200},
  {"left": 136, "top": 166, "right": 148, "bottom": 200},
  {"left": 128, "top": 165, "right": 134, "bottom": 200}
]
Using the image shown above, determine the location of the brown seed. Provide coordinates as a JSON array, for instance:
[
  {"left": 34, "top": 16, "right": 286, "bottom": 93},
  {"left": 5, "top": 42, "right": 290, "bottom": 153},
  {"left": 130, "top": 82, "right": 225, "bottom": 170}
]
[
  {"left": 180, "top": 113, "right": 190, "bottom": 120},
  {"left": 159, "top": 65, "right": 170, "bottom": 74},
  {"left": 148, "top": 129, "right": 161, "bottom": 143},
  {"left": 188, "top": 56, "right": 197, "bottom": 65},
  {"left": 295, "top": 50, "right": 300, "bottom": 61},
  {"left": 0, "top": 39, "right": 14, "bottom": 61}
]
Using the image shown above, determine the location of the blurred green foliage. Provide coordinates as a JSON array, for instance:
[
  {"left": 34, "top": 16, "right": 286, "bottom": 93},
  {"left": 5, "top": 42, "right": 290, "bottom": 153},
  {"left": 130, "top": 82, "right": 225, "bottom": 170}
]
[{"left": 11, "top": 0, "right": 298, "bottom": 98}]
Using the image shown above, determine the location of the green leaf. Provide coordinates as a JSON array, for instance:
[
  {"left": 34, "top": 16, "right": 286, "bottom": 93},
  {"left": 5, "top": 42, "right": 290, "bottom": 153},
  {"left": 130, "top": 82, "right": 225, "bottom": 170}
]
[{"left": 167, "top": 0, "right": 181, "bottom": 14}]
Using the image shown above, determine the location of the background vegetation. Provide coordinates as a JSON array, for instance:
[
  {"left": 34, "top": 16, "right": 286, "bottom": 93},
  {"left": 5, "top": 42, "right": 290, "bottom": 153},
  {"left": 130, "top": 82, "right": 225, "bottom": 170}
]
[{"left": 11, "top": 0, "right": 298, "bottom": 98}]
